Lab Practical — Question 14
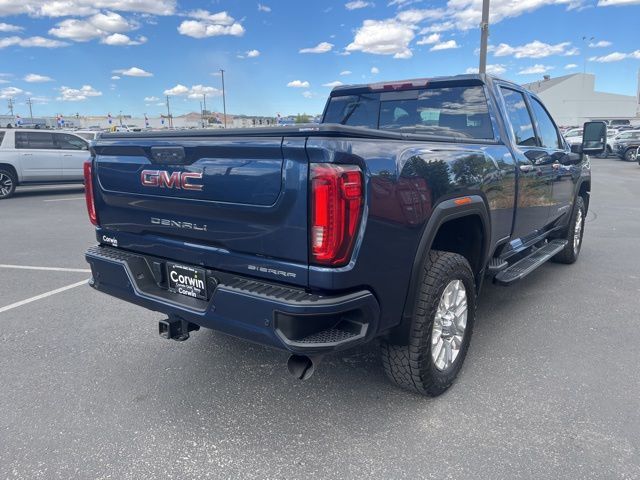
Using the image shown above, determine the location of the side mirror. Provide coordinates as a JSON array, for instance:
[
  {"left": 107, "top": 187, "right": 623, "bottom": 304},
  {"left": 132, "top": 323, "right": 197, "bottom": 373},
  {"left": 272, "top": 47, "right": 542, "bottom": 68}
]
[{"left": 581, "top": 121, "right": 607, "bottom": 155}]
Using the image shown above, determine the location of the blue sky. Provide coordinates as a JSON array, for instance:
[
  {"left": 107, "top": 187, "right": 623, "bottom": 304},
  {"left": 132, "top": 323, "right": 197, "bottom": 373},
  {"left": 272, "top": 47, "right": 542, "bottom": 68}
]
[{"left": 1, "top": 0, "right": 639, "bottom": 118}]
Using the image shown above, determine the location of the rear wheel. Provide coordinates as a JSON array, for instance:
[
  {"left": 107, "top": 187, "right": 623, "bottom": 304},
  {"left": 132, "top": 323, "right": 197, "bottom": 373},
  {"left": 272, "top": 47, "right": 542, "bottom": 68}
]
[
  {"left": 380, "top": 251, "right": 475, "bottom": 396},
  {"left": 552, "top": 196, "right": 586, "bottom": 264},
  {"left": 0, "top": 168, "right": 16, "bottom": 200},
  {"left": 624, "top": 148, "right": 637, "bottom": 162}
]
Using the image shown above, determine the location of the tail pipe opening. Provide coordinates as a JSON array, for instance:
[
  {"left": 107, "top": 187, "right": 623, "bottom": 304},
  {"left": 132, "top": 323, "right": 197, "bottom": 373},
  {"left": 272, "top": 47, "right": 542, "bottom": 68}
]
[{"left": 287, "top": 354, "right": 323, "bottom": 381}]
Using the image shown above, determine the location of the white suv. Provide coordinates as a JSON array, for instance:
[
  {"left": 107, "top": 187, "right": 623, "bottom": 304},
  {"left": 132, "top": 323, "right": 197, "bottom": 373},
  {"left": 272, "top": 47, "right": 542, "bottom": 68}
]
[{"left": 0, "top": 128, "right": 90, "bottom": 199}]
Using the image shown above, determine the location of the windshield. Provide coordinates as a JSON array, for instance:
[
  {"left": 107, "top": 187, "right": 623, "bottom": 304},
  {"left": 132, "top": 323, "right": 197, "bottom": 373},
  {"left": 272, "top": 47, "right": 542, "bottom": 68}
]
[{"left": 323, "top": 85, "right": 494, "bottom": 140}]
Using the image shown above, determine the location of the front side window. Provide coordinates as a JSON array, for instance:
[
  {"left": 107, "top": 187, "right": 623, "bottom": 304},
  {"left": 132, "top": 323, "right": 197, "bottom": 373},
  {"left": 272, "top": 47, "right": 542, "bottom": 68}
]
[
  {"left": 500, "top": 88, "right": 536, "bottom": 147},
  {"left": 15, "top": 132, "right": 56, "bottom": 149},
  {"left": 530, "top": 98, "right": 561, "bottom": 149}
]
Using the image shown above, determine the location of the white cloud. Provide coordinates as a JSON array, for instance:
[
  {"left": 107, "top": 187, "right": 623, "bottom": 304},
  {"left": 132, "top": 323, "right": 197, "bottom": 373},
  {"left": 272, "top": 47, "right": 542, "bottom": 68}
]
[
  {"left": 111, "top": 75, "right": 121, "bottom": 80},
  {"left": 565, "top": 63, "right": 578, "bottom": 69},
  {"left": 90, "top": 11, "right": 137, "bottom": 32},
  {"left": 345, "top": 1, "right": 374, "bottom": 9},
  {"left": 430, "top": 39, "right": 459, "bottom": 51},
  {"left": 49, "top": 19, "right": 102, "bottom": 41},
  {"left": 258, "top": 3, "right": 271, "bottom": 12},
  {"left": 102, "top": 33, "right": 147, "bottom": 45},
  {"left": 287, "top": 80, "right": 310, "bottom": 88},
  {"left": 302, "top": 91, "right": 314, "bottom": 98},
  {"left": 518, "top": 64, "right": 554, "bottom": 74},
  {"left": 57, "top": 85, "right": 102, "bottom": 101},
  {"left": 0, "top": 0, "right": 175, "bottom": 17},
  {"left": 491, "top": 40, "right": 577, "bottom": 58},
  {"left": 0, "top": 23, "right": 22, "bottom": 32},
  {"left": 299, "top": 42, "right": 334, "bottom": 54},
  {"left": 588, "top": 40, "right": 612, "bottom": 48},
  {"left": 0, "top": 86, "right": 24, "bottom": 99},
  {"left": 396, "top": 8, "right": 445, "bottom": 23},
  {"left": 416, "top": 33, "right": 440, "bottom": 45},
  {"left": 144, "top": 96, "right": 159, "bottom": 102},
  {"left": 340, "top": 70, "right": 352, "bottom": 75},
  {"left": 371, "top": 66, "right": 380, "bottom": 74},
  {"left": 589, "top": 50, "right": 640, "bottom": 62},
  {"left": 24, "top": 73, "right": 53, "bottom": 82},
  {"left": 322, "top": 81, "right": 344, "bottom": 87},
  {"left": 246, "top": 49, "right": 260, "bottom": 58},
  {"left": 0, "top": 36, "right": 68, "bottom": 48},
  {"left": 187, "top": 84, "right": 222, "bottom": 98},
  {"left": 465, "top": 64, "right": 507, "bottom": 75},
  {"left": 164, "top": 84, "right": 189, "bottom": 96},
  {"left": 178, "top": 10, "right": 245, "bottom": 38},
  {"left": 163, "top": 84, "right": 221, "bottom": 97},
  {"left": 346, "top": 19, "right": 414, "bottom": 58},
  {"left": 597, "top": 0, "right": 640, "bottom": 5},
  {"left": 114, "top": 67, "right": 153, "bottom": 77}
]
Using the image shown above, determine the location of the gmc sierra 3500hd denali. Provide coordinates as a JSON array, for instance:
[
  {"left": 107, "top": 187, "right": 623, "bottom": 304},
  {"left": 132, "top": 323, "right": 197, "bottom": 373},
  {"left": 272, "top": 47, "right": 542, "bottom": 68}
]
[{"left": 84, "top": 75, "right": 606, "bottom": 396}]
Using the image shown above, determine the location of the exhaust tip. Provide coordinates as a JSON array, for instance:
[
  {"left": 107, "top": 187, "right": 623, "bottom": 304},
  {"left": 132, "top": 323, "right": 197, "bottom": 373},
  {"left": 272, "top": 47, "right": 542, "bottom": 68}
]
[{"left": 287, "top": 355, "right": 316, "bottom": 381}]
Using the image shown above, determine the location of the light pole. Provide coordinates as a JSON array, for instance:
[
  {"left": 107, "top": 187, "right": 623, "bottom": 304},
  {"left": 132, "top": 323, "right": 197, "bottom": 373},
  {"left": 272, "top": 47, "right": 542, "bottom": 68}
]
[
  {"left": 220, "top": 69, "right": 227, "bottom": 128},
  {"left": 26, "top": 98, "right": 33, "bottom": 120},
  {"left": 165, "top": 95, "right": 173, "bottom": 128},
  {"left": 479, "top": 0, "right": 490, "bottom": 74},
  {"left": 582, "top": 36, "right": 594, "bottom": 74}
]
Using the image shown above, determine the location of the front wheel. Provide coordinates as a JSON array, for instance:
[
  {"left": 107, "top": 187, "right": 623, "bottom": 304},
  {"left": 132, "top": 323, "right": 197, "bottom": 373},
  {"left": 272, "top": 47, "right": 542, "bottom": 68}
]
[
  {"left": 624, "top": 148, "right": 638, "bottom": 162},
  {"left": 0, "top": 168, "right": 17, "bottom": 200},
  {"left": 380, "top": 251, "right": 476, "bottom": 396},
  {"left": 552, "top": 196, "right": 586, "bottom": 264}
]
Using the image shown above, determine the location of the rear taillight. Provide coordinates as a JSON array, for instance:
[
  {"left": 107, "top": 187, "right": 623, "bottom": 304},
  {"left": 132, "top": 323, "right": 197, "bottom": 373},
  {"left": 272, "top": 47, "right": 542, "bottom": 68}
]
[
  {"left": 310, "top": 163, "right": 363, "bottom": 266},
  {"left": 83, "top": 160, "right": 99, "bottom": 226}
]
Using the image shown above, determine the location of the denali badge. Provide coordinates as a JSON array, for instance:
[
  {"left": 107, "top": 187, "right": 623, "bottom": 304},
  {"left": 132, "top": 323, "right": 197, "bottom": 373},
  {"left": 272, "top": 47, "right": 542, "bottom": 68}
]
[
  {"left": 141, "top": 170, "right": 203, "bottom": 191},
  {"left": 151, "top": 217, "right": 208, "bottom": 231}
]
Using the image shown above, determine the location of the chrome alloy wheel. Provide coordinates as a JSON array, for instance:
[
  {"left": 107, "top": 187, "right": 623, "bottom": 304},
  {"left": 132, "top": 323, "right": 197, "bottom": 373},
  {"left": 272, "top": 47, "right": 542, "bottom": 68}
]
[
  {"left": 573, "top": 208, "right": 584, "bottom": 254},
  {"left": 0, "top": 173, "right": 13, "bottom": 198},
  {"left": 431, "top": 280, "right": 468, "bottom": 371}
]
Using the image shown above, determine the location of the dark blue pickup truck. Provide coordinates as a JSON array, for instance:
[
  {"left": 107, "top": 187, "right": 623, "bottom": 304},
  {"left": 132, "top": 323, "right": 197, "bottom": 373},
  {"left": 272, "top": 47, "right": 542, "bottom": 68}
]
[{"left": 84, "top": 75, "right": 606, "bottom": 396}]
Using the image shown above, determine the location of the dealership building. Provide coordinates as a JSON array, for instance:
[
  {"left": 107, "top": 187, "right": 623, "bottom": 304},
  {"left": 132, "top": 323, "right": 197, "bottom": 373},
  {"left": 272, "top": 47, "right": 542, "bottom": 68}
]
[{"left": 523, "top": 72, "right": 639, "bottom": 127}]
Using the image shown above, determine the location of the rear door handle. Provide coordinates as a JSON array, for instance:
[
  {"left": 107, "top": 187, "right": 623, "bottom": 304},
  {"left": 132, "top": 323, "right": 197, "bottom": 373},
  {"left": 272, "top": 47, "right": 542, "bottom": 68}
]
[
  {"left": 21, "top": 153, "right": 33, "bottom": 156},
  {"left": 63, "top": 154, "right": 73, "bottom": 157}
]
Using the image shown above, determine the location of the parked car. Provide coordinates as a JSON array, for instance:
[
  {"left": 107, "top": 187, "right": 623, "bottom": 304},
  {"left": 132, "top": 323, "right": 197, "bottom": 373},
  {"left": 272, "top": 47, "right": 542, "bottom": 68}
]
[
  {"left": 84, "top": 74, "right": 604, "bottom": 396},
  {"left": 0, "top": 128, "right": 90, "bottom": 199},
  {"left": 612, "top": 130, "right": 640, "bottom": 161},
  {"left": 563, "top": 128, "right": 583, "bottom": 146}
]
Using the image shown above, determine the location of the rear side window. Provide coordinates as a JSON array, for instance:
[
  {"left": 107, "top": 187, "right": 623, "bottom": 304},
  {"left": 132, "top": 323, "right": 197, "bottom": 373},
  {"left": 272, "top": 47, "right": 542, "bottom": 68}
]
[
  {"left": 0, "top": 131, "right": 5, "bottom": 146},
  {"left": 500, "top": 88, "right": 536, "bottom": 147},
  {"left": 15, "top": 132, "right": 56, "bottom": 149},
  {"left": 55, "top": 133, "right": 87, "bottom": 150},
  {"left": 530, "top": 98, "right": 561, "bottom": 149},
  {"left": 324, "top": 85, "right": 494, "bottom": 140}
]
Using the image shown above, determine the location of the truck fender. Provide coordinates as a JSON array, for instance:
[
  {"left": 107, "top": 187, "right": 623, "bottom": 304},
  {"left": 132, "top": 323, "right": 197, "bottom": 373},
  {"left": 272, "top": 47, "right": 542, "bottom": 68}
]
[{"left": 391, "top": 195, "right": 491, "bottom": 342}]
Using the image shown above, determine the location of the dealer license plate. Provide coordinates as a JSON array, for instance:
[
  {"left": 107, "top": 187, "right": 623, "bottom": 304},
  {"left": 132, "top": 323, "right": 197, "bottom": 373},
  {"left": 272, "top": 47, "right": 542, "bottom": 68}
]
[{"left": 166, "top": 262, "right": 208, "bottom": 300}]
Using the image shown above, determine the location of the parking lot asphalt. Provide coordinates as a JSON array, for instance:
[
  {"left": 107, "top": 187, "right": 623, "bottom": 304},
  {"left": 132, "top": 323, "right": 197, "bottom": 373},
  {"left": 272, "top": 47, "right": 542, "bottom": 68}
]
[{"left": 1, "top": 158, "right": 639, "bottom": 480}]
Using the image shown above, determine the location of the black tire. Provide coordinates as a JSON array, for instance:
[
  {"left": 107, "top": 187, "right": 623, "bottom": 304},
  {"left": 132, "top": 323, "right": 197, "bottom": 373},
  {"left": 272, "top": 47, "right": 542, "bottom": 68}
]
[
  {"left": 598, "top": 145, "right": 611, "bottom": 158},
  {"left": 624, "top": 148, "right": 637, "bottom": 162},
  {"left": 0, "top": 168, "right": 17, "bottom": 200},
  {"left": 380, "top": 251, "right": 476, "bottom": 396},
  {"left": 552, "top": 196, "right": 586, "bottom": 264}
]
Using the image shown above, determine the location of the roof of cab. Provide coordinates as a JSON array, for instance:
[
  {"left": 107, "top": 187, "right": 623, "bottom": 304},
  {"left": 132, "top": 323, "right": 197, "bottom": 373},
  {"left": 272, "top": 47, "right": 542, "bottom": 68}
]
[{"left": 329, "top": 73, "right": 520, "bottom": 96}]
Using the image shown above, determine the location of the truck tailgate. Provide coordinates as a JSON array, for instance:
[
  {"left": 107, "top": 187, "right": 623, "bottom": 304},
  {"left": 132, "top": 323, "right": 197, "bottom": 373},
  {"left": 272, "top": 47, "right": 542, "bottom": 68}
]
[{"left": 92, "top": 135, "right": 309, "bottom": 282}]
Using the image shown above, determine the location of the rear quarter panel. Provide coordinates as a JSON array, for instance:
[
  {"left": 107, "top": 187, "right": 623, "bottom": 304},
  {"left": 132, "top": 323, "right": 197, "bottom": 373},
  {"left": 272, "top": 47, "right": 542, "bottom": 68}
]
[{"left": 306, "top": 137, "right": 516, "bottom": 332}]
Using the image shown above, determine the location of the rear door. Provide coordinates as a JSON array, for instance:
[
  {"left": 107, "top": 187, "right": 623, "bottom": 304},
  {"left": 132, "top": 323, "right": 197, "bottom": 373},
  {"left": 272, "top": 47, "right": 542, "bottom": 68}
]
[
  {"left": 14, "top": 131, "right": 62, "bottom": 182},
  {"left": 55, "top": 133, "right": 90, "bottom": 181},
  {"left": 498, "top": 87, "right": 554, "bottom": 241},
  {"left": 92, "top": 134, "right": 309, "bottom": 270}
]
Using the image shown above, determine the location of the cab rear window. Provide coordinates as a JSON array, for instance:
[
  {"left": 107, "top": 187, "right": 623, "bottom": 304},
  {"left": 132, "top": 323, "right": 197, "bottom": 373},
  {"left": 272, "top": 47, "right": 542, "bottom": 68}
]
[{"left": 323, "top": 85, "right": 494, "bottom": 140}]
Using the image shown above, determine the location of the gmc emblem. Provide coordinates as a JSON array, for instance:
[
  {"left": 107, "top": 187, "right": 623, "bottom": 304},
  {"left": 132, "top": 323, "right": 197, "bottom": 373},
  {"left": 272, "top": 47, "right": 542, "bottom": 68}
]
[{"left": 141, "top": 170, "right": 204, "bottom": 191}]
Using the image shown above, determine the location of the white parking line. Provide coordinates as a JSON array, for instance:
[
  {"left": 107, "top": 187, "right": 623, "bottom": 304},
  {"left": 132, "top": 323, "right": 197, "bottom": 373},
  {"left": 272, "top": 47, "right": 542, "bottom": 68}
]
[
  {"left": 0, "top": 264, "right": 91, "bottom": 273},
  {"left": 0, "top": 280, "right": 87, "bottom": 314},
  {"left": 43, "top": 197, "right": 85, "bottom": 202}
]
